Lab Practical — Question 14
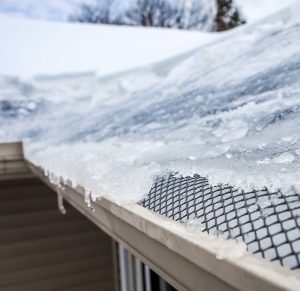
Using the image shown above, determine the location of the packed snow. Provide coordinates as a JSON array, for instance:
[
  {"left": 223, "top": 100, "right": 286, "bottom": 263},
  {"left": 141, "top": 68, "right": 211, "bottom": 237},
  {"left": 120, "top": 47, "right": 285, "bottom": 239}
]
[
  {"left": 1, "top": 2, "right": 300, "bottom": 203},
  {"left": 0, "top": 15, "right": 215, "bottom": 78}
]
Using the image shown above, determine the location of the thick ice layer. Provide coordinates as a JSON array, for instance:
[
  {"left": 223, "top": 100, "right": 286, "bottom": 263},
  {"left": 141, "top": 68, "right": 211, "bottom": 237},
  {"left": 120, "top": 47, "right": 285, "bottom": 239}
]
[{"left": 1, "top": 3, "right": 300, "bottom": 202}]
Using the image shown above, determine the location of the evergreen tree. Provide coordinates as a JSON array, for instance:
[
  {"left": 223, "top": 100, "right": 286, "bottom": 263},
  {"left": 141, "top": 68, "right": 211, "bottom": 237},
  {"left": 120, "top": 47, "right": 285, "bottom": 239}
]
[{"left": 214, "top": 0, "right": 246, "bottom": 31}]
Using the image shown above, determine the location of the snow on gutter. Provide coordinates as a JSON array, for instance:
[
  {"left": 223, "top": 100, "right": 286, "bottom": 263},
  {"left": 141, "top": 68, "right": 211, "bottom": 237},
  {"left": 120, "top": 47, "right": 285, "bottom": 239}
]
[
  {"left": 9, "top": 147, "right": 297, "bottom": 291},
  {"left": 1, "top": 142, "right": 300, "bottom": 290}
]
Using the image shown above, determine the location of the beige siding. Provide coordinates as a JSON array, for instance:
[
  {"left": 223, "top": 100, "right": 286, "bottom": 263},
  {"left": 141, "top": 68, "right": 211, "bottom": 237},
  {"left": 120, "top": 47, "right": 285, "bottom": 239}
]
[
  {"left": 0, "top": 142, "right": 31, "bottom": 180},
  {"left": 0, "top": 177, "right": 116, "bottom": 291}
]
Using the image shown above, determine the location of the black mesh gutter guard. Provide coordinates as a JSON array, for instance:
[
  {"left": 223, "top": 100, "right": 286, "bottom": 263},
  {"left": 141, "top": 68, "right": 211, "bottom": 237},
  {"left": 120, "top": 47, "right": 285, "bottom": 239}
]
[{"left": 140, "top": 174, "right": 300, "bottom": 270}]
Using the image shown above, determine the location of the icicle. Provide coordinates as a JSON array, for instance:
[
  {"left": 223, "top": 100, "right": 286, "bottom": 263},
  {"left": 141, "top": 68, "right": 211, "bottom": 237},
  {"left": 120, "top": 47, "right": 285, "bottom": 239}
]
[
  {"left": 56, "top": 187, "right": 66, "bottom": 215},
  {"left": 84, "top": 189, "right": 95, "bottom": 212}
]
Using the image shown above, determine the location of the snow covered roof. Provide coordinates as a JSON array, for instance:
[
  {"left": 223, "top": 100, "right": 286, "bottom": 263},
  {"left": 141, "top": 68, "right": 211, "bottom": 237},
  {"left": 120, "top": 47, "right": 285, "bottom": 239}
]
[
  {"left": 1, "top": 2, "right": 299, "bottom": 197},
  {"left": 1, "top": 0, "right": 300, "bottom": 272},
  {"left": 0, "top": 15, "right": 214, "bottom": 78}
]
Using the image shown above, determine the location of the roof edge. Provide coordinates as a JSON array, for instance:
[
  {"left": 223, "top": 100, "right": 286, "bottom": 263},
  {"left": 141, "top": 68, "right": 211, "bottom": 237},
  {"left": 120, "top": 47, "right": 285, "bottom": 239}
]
[{"left": 25, "top": 155, "right": 300, "bottom": 291}]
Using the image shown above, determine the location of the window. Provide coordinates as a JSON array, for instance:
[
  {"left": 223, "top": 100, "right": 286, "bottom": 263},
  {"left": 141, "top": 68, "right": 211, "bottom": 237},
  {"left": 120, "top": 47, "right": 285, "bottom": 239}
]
[{"left": 118, "top": 244, "right": 177, "bottom": 291}]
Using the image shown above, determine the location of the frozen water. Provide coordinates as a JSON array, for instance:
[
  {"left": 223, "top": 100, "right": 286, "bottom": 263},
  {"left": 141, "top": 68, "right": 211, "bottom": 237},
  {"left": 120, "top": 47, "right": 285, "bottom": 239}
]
[
  {"left": 273, "top": 152, "right": 296, "bottom": 164},
  {"left": 56, "top": 187, "right": 67, "bottom": 215},
  {"left": 1, "top": 3, "right": 300, "bottom": 202},
  {"left": 216, "top": 239, "right": 247, "bottom": 260}
]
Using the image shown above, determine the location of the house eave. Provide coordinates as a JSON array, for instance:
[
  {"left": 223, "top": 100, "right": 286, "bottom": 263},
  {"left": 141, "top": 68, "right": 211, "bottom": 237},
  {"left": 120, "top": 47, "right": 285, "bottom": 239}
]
[
  {"left": 26, "top": 160, "right": 300, "bottom": 291},
  {"left": 1, "top": 142, "right": 300, "bottom": 291}
]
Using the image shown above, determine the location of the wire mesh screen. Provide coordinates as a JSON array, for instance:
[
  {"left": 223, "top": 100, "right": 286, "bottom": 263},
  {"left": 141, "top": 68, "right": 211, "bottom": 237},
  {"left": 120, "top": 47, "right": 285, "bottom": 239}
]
[{"left": 139, "top": 174, "right": 300, "bottom": 270}]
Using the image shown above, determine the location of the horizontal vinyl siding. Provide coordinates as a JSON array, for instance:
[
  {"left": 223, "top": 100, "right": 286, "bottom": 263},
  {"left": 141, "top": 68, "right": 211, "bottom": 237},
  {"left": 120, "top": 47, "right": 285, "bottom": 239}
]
[{"left": 0, "top": 178, "right": 115, "bottom": 291}]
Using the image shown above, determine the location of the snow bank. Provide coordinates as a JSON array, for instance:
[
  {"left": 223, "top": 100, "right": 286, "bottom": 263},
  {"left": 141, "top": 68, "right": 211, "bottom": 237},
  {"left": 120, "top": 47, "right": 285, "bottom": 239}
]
[
  {"left": 0, "top": 15, "right": 215, "bottom": 78},
  {"left": 1, "top": 2, "right": 300, "bottom": 203}
]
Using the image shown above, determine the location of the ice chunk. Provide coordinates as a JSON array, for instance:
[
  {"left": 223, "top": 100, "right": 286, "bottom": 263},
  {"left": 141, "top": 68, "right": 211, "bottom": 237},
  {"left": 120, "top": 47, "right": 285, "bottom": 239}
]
[
  {"left": 256, "top": 158, "right": 271, "bottom": 165},
  {"left": 273, "top": 152, "right": 295, "bottom": 164},
  {"left": 216, "top": 239, "right": 247, "bottom": 260}
]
